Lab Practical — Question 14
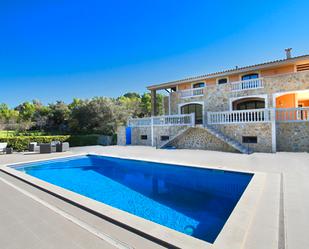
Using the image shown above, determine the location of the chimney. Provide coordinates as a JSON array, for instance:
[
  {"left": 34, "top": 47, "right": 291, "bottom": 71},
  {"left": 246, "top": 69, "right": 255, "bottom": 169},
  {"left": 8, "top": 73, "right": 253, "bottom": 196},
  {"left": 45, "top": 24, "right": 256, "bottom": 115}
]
[{"left": 285, "top": 48, "right": 292, "bottom": 59}]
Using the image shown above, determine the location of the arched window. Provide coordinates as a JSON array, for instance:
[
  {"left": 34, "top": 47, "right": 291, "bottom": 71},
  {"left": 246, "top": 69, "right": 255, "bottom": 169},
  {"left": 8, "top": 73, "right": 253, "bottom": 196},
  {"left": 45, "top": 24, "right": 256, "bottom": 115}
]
[
  {"left": 241, "top": 73, "right": 259, "bottom": 81},
  {"left": 192, "top": 82, "right": 205, "bottom": 88},
  {"left": 180, "top": 103, "right": 203, "bottom": 124},
  {"left": 218, "top": 78, "right": 228, "bottom": 84},
  {"left": 232, "top": 98, "right": 265, "bottom": 110}
]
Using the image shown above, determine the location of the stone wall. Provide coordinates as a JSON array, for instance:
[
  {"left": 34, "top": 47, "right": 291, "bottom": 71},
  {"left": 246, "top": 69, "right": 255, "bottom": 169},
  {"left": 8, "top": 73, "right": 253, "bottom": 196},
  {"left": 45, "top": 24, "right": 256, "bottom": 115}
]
[
  {"left": 153, "top": 126, "right": 187, "bottom": 147},
  {"left": 117, "top": 126, "right": 126, "bottom": 145},
  {"left": 213, "top": 123, "right": 273, "bottom": 153},
  {"left": 167, "top": 71, "right": 309, "bottom": 114},
  {"left": 276, "top": 123, "right": 309, "bottom": 152},
  {"left": 169, "top": 127, "right": 238, "bottom": 153},
  {"left": 117, "top": 125, "right": 188, "bottom": 147}
]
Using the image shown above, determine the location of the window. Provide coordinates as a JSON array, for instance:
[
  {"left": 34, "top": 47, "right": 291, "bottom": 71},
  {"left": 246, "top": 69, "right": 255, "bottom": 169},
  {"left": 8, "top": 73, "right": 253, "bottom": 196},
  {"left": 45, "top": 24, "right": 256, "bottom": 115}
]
[
  {"left": 242, "top": 136, "right": 257, "bottom": 144},
  {"left": 241, "top": 73, "right": 259, "bottom": 81},
  {"left": 192, "top": 82, "right": 205, "bottom": 88},
  {"left": 180, "top": 103, "right": 203, "bottom": 124},
  {"left": 233, "top": 98, "right": 265, "bottom": 110},
  {"left": 218, "top": 78, "right": 228, "bottom": 84},
  {"left": 141, "top": 135, "right": 147, "bottom": 140},
  {"left": 171, "top": 87, "right": 177, "bottom": 92},
  {"left": 160, "top": 136, "right": 170, "bottom": 141}
]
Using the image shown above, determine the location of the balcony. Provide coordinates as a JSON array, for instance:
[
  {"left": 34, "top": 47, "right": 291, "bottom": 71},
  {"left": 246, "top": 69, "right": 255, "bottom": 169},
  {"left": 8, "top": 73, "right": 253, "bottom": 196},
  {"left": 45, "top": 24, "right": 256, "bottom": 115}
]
[
  {"left": 276, "top": 107, "right": 309, "bottom": 122},
  {"left": 231, "top": 78, "right": 264, "bottom": 92},
  {"left": 207, "top": 109, "right": 272, "bottom": 124},
  {"left": 127, "top": 113, "right": 195, "bottom": 127},
  {"left": 179, "top": 87, "right": 205, "bottom": 98}
]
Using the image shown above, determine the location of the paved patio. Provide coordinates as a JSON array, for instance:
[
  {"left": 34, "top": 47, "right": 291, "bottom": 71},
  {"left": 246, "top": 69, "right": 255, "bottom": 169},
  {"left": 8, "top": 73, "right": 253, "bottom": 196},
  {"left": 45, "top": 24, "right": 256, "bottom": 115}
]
[{"left": 0, "top": 146, "right": 308, "bottom": 249}]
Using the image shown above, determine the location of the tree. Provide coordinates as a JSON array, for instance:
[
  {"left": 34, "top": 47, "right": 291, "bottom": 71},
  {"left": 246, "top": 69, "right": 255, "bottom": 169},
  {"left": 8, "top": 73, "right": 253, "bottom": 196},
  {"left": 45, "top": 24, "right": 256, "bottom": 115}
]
[
  {"left": 15, "top": 101, "right": 36, "bottom": 122},
  {"left": 140, "top": 92, "right": 164, "bottom": 116},
  {"left": 69, "top": 97, "right": 116, "bottom": 135},
  {"left": 0, "top": 103, "right": 19, "bottom": 129},
  {"left": 117, "top": 95, "right": 142, "bottom": 118},
  {"left": 123, "top": 92, "right": 140, "bottom": 99},
  {"left": 0, "top": 91, "right": 165, "bottom": 135},
  {"left": 140, "top": 93, "right": 151, "bottom": 116},
  {"left": 32, "top": 105, "right": 50, "bottom": 130},
  {"left": 47, "top": 101, "right": 70, "bottom": 132}
]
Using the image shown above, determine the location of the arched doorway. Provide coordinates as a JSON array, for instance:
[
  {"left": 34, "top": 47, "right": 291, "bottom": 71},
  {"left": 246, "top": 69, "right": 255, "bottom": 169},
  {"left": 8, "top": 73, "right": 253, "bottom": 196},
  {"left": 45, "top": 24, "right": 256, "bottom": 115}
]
[
  {"left": 275, "top": 90, "right": 309, "bottom": 121},
  {"left": 232, "top": 97, "right": 265, "bottom": 110},
  {"left": 180, "top": 103, "right": 203, "bottom": 124}
]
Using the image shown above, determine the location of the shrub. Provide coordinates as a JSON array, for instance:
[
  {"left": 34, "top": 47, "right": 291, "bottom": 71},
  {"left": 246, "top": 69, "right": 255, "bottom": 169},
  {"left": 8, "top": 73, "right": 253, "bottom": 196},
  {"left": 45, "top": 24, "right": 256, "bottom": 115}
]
[
  {"left": 67, "top": 134, "right": 100, "bottom": 147},
  {"left": 0, "top": 134, "right": 101, "bottom": 151}
]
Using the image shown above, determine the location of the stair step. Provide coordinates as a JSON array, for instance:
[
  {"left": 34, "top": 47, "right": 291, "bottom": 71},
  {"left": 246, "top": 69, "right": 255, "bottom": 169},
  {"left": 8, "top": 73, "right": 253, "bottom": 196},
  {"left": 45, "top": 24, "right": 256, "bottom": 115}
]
[{"left": 204, "top": 125, "right": 253, "bottom": 154}]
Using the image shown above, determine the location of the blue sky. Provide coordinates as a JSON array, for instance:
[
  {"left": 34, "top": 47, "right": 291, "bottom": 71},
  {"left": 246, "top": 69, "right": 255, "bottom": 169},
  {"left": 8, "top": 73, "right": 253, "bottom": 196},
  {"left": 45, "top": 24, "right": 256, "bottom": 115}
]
[{"left": 1, "top": 0, "right": 309, "bottom": 106}]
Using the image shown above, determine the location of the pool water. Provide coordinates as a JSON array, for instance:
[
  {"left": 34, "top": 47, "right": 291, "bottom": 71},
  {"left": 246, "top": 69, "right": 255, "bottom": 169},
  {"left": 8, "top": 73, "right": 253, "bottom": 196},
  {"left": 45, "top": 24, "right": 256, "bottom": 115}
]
[{"left": 13, "top": 155, "right": 253, "bottom": 243}]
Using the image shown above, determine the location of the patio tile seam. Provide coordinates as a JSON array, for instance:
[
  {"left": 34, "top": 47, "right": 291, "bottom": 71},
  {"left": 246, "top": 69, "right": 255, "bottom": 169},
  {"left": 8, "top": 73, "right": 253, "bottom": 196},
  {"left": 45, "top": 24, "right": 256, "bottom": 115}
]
[{"left": 0, "top": 175, "right": 132, "bottom": 249}]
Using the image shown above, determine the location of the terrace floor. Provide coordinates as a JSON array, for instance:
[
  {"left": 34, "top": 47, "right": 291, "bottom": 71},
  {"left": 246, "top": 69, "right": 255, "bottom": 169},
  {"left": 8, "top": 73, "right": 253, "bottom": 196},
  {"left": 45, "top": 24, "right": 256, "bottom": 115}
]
[{"left": 0, "top": 146, "right": 308, "bottom": 249}]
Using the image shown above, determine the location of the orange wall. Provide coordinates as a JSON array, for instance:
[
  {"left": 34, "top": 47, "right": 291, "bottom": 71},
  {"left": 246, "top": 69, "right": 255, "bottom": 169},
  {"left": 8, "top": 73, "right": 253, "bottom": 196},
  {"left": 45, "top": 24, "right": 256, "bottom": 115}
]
[
  {"left": 260, "top": 65, "right": 294, "bottom": 77},
  {"left": 298, "top": 100, "right": 309, "bottom": 107},
  {"left": 276, "top": 94, "right": 296, "bottom": 108},
  {"left": 205, "top": 78, "right": 216, "bottom": 85},
  {"left": 176, "top": 65, "right": 296, "bottom": 90},
  {"left": 178, "top": 83, "right": 191, "bottom": 90},
  {"left": 228, "top": 74, "right": 239, "bottom": 82}
]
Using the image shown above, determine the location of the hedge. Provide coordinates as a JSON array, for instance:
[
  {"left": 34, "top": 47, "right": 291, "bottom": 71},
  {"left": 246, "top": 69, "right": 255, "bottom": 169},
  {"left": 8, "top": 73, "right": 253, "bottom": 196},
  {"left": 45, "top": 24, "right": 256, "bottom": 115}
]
[{"left": 0, "top": 134, "right": 101, "bottom": 151}]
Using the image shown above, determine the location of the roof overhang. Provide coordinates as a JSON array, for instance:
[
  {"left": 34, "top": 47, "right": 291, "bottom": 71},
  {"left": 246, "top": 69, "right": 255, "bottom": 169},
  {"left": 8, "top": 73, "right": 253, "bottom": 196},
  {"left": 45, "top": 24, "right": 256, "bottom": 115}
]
[{"left": 147, "top": 55, "right": 309, "bottom": 91}]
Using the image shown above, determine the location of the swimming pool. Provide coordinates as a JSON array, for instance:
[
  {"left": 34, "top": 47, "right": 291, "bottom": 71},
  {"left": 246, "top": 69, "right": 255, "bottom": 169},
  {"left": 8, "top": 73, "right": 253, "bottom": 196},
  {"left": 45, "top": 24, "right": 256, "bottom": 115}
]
[{"left": 12, "top": 155, "right": 253, "bottom": 243}]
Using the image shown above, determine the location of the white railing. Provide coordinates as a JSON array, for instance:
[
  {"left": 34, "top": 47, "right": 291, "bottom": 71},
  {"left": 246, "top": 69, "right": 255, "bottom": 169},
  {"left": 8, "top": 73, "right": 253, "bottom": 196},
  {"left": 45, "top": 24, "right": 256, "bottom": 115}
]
[
  {"left": 128, "top": 113, "right": 195, "bottom": 127},
  {"left": 231, "top": 78, "right": 264, "bottom": 92},
  {"left": 179, "top": 87, "right": 205, "bottom": 98},
  {"left": 276, "top": 107, "right": 309, "bottom": 122},
  {"left": 207, "top": 109, "right": 272, "bottom": 124}
]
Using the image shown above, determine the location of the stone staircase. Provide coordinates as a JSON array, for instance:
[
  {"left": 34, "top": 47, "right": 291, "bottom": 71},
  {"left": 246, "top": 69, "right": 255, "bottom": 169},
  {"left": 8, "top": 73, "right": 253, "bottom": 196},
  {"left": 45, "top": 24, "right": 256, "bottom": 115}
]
[
  {"left": 159, "top": 127, "right": 191, "bottom": 149},
  {"left": 161, "top": 125, "right": 253, "bottom": 154},
  {"left": 204, "top": 125, "right": 253, "bottom": 154}
]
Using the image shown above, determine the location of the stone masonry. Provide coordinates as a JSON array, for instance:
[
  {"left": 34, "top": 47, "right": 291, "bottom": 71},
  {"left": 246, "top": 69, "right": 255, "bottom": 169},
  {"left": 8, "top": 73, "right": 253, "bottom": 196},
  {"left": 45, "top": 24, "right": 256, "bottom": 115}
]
[
  {"left": 169, "top": 127, "right": 238, "bottom": 153},
  {"left": 213, "top": 123, "right": 273, "bottom": 153},
  {"left": 276, "top": 123, "right": 309, "bottom": 152}
]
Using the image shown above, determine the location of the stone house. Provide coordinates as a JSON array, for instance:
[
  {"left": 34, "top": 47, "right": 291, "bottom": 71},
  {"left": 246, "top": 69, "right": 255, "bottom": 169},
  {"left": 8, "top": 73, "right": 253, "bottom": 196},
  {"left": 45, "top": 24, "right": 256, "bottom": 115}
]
[{"left": 118, "top": 50, "right": 309, "bottom": 153}]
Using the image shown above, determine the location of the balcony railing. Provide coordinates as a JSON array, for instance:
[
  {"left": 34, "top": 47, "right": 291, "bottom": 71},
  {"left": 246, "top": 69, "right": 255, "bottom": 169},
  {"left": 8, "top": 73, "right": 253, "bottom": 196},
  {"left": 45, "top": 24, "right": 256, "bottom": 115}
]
[
  {"left": 276, "top": 107, "right": 309, "bottom": 122},
  {"left": 231, "top": 78, "right": 264, "bottom": 92},
  {"left": 128, "top": 113, "right": 195, "bottom": 127},
  {"left": 207, "top": 109, "right": 272, "bottom": 124},
  {"left": 179, "top": 87, "right": 205, "bottom": 98}
]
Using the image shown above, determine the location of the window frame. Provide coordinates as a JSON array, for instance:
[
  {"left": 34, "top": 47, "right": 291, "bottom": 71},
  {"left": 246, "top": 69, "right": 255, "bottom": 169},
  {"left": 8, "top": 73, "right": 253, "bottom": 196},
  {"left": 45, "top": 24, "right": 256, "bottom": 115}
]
[
  {"left": 192, "top": 82, "right": 206, "bottom": 89},
  {"left": 160, "top": 135, "right": 170, "bottom": 141},
  {"left": 140, "top": 135, "right": 148, "bottom": 140},
  {"left": 217, "top": 77, "right": 229, "bottom": 85},
  {"left": 240, "top": 72, "right": 260, "bottom": 81},
  {"left": 233, "top": 98, "right": 266, "bottom": 110},
  {"left": 180, "top": 103, "right": 203, "bottom": 124},
  {"left": 242, "top": 136, "right": 258, "bottom": 144}
]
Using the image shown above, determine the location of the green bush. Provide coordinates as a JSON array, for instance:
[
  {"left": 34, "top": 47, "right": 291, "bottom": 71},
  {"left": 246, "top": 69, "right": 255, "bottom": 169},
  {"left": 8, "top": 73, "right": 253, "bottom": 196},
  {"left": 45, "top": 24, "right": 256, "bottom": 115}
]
[
  {"left": 0, "top": 134, "right": 101, "bottom": 151},
  {"left": 67, "top": 134, "right": 100, "bottom": 147}
]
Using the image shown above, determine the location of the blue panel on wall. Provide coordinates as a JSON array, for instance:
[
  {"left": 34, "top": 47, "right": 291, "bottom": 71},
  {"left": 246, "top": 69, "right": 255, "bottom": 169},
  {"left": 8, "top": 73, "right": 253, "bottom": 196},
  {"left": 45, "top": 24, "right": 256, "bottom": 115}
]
[{"left": 125, "top": 127, "right": 131, "bottom": 145}]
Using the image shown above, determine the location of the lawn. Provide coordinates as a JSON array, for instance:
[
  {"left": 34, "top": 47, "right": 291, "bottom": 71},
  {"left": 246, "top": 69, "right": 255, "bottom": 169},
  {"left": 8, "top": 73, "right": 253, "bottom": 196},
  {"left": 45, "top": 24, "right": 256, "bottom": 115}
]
[{"left": 0, "top": 130, "right": 49, "bottom": 138}]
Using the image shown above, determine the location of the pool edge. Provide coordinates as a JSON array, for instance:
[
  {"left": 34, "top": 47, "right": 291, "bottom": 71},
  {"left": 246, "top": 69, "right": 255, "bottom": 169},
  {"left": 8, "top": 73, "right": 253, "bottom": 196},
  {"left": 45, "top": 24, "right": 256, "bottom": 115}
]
[{"left": 1, "top": 153, "right": 266, "bottom": 249}]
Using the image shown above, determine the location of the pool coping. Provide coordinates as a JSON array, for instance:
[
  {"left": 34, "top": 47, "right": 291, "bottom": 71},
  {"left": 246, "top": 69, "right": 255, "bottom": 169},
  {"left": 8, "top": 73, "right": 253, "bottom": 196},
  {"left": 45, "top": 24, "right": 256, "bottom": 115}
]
[{"left": 0, "top": 153, "right": 266, "bottom": 249}]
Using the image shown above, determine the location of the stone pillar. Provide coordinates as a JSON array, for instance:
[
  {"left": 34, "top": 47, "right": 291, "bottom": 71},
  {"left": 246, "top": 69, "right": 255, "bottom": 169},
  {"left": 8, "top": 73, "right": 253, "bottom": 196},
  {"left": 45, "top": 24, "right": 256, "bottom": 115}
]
[
  {"left": 151, "top": 90, "right": 157, "bottom": 116},
  {"left": 271, "top": 108, "right": 277, "bottom": 153}
]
